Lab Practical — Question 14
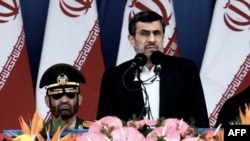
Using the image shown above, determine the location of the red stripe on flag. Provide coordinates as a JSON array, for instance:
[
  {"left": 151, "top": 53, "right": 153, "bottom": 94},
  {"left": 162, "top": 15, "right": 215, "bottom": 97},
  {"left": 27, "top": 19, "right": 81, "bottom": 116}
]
[{"left": 0, "top": 29, "right": 35, "bottom": 130}]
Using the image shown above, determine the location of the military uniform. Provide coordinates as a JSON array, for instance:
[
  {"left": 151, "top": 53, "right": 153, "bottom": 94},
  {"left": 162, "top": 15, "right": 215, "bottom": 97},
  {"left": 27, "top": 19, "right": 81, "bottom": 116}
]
[
  {"left": 39, "top": 63, "right": 93, "bottom": 130},
  {"left": 44, "top": 117, "right": 92, "bottom": 130},
  {"left": 75, "top": 117, "right": 93, "bottom": 129}
]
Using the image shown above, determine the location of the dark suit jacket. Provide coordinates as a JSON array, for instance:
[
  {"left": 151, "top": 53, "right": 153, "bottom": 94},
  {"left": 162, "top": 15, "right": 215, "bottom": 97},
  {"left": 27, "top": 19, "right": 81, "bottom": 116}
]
[
  {"left": 215, "top": 86, "right": 250, "bottom": 127},
  {"left": 97, "top": 55, "right": 209, "bottom": 128}
]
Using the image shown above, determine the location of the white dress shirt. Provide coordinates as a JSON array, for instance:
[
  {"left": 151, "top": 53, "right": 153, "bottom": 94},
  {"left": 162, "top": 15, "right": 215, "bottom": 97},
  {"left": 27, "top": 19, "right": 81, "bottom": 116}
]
[{"left": 140, "top": 65, "right": 160, "bottom": 120}]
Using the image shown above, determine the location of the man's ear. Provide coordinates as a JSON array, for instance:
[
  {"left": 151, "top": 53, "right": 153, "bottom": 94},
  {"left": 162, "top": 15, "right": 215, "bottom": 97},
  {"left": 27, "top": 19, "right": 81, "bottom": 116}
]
[
  {"left": 78, "top": 94, "right": 82, "bottom": 106},
  {"left": 45, "top": 96, "right": 50, "bottom": 108},
  {"left": 128, "top": 35, "right": 135, "bottom": 48}
]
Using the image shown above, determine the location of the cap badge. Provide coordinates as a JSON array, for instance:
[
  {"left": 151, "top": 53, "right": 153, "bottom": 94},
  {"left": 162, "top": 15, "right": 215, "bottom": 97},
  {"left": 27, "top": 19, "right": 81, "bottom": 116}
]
[
  {"left": 57, "top": 73, "right": 68, "bottom": 85},
  {"left": 45, "top": 73, "right": 79, "bottom": 90}
]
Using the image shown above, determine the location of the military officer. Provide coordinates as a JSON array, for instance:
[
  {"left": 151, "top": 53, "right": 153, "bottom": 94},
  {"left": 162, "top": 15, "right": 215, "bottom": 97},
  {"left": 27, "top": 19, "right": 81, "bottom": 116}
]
[{"left": 39, "top": 63, "right": 92, "bottom": 129}]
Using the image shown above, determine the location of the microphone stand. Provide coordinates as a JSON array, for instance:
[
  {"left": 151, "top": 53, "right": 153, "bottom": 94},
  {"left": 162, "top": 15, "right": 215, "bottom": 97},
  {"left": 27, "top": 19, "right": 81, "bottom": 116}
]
[
  {"left": 122, "top": 67, "right": 153, "bottom": 119},
  {"left": 122, "top": 67, "right": 142, "bottom": 91},
  {"left": 139, "top": 64, "right": 161, "bottom": 120},
  {"left": 122, "top": 62, "right": 161, "bottom": 120},
  {"left": 139, "top": 83, "right": 154, "bottom": 120}
]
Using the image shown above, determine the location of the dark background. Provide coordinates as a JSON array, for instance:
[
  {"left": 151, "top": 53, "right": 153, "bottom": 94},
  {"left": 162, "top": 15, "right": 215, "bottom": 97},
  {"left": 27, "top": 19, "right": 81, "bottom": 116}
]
[{"left": 19, "top": 0, "right": 216, "bottom": 87}]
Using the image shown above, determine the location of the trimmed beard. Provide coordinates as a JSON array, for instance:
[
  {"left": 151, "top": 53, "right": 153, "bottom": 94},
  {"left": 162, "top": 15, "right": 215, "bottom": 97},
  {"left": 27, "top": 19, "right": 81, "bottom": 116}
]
[{"left": 49, "top": 96, "right": 79, "bottom": 120}]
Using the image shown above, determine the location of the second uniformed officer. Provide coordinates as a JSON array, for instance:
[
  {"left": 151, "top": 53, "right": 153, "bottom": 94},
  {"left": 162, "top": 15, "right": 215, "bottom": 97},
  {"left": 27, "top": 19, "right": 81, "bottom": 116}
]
[{"left": 39, "top": 63, "right": 92, "bottom": 130}]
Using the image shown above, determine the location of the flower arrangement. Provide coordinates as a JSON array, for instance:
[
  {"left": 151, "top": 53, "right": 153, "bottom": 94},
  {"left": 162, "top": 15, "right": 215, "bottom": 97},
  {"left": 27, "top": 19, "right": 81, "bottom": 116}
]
[
  {"left": 77, "top": 115, "right": 224, "bottom": 141},
  {"left": 1, "top": 112, "right": 226, "bottom": 141},
  {"left": 9, "top": 111, "right": 76, "bottom": 141}
]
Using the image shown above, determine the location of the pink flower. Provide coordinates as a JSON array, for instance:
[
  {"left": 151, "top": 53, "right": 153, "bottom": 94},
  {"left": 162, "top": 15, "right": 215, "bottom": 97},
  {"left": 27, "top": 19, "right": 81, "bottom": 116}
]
[
  {"left": 127, "top": 116, "right": 157, "bottom": 129},
  {"left": 98, "top": 116, "right": 123, "bottom": 128},
  {"left": 164, "top": 118, "right": 194, "bottom": 137},
  {"left": 164, "top": 118, "right": 180, "bottom": 127},
  {"left": 89, "top": 116, "right": 123, "bottom": 133},
  {"left": 181, "top": 136, "right": 205, "bottom": 141},
  {"left": 164, "top": 118, "right": 189, "bottom": 129},
  {"left": 147, "top": 126, "right": 181, "bottom": 141},
  {"left": 142, "top": 138, "right": 155, "bottom": 141},
  {"left": 75, "top": 116, "right": 206, "bottom": 141},
  {"left": 76, "top": 132, "right": 107, "bottom": 141},
  {"left": 145, "top": 118, "right": 194, "bottom": 140},
  {"left": 110, "top": 127, "right": 145, "bottom": 141}
]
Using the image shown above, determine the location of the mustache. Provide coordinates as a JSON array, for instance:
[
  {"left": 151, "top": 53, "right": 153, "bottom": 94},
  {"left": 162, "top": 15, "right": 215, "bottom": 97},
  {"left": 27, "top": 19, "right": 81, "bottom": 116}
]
[
  {"left": 58, "top": 103, "right": 71, "bottom": 107},
  {"left": 145, "top": 43, "right": 158, "bottom": 48}
]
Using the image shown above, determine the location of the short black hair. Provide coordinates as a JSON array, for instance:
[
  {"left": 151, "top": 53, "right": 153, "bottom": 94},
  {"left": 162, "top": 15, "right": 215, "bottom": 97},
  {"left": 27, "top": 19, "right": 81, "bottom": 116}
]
[{"left": 128, "top": 10, "right": 165, "bottom": 36}]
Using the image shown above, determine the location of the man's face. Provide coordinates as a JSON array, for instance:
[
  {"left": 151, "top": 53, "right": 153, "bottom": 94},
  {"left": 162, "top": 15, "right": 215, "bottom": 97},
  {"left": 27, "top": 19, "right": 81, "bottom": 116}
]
[
  {"left": 46, "top": 92, "right": 82, "bottom": 120},
  {"left": 128, "top": 20, "right": 164, "bottom": 58}
]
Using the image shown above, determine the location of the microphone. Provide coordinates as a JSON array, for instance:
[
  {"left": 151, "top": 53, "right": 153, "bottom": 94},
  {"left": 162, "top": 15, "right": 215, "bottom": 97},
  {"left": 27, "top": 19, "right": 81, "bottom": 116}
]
[
  {"left": 150, "top": 51, "right": 163, "bottom": 65},
  {"left": 129, "top": 53, "right": 147, "bottom": 69},
  {"left": 150, "top": 51, "right": 163, "bottom": 80},
  {"left": 122, "top": 53, "right": 147, "bottom": 91}
]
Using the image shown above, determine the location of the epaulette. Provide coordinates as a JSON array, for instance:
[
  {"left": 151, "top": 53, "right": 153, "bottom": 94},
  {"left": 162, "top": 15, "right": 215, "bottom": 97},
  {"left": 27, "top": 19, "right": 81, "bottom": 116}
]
[{"left": 78, "top": 120, "right": 94, "bottom": 129}]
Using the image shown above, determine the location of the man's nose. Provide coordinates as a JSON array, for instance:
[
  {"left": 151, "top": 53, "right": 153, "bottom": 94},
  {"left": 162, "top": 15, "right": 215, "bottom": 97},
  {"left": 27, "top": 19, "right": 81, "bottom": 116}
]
[
  {"left": 148, "top": 33, "right": 156, "bottom": 42},
  {"left": 60, "top": 94, "right": 70, "bottom": 102}
]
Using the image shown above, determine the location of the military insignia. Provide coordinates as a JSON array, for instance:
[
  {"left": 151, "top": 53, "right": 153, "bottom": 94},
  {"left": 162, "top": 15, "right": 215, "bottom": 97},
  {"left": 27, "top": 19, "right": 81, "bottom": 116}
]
[
  {"left": 81, "top": 120, "right": 93, "bottom": 128},
  {"left": 78, "top": 124, "right": 84, "bottom": 129},
  {"left": 57, "top": 73, "right": 68, "bottom": 85},
  {"left": 45, "top": 73, "right": 80, "bottom": 90},
  {"left": 40, "top": 63, "right": 85, "bottom": 90}
]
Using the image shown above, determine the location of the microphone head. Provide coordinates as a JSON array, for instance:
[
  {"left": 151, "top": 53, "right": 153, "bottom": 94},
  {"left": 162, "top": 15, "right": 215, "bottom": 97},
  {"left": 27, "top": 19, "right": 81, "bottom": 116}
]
[
  {"left": 150, "top": 51, "right": 163, "bottom": 65},
  {"left": 134, "top": 53, "right": 147, "bottom": 66}
]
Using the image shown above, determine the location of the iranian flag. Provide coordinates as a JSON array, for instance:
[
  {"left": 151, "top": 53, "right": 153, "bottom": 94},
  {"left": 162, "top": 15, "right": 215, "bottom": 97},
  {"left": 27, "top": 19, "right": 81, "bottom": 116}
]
[
  {"left": 0, "top": 0, "right": 35, "bottom": 130},
  {"left": 200, "top": 0, "right": 250, "bottom": 127},
  {"left": 116, "top": 0, "right": 179, "bottom": 65},
  {"left": 36, "top": 0, "right": 104, "bottom": 121}
]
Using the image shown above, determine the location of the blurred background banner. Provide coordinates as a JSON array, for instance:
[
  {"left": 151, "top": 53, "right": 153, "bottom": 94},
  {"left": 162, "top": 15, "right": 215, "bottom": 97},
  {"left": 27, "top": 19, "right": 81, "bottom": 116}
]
[
  {"left": 116, "top": 0, "right": 179, "bottom": 66},
  {"left": 19, "top": 0, "right": 215, "bottom": 79},
  {"left": 200, "top": 0, "right": 250, "bottom": 127},
  {"left": 0, "top": 0, "right": 35, "bottom": 130},
  {"left": 96, "top": 0, "right": 215, "bottom": 69},
  {"left": 0, "top": 0, "right": 217, "bottom": 125},
  {"left": 35, "top": 0, "right": 104, "bottom": 121}
]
